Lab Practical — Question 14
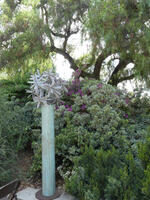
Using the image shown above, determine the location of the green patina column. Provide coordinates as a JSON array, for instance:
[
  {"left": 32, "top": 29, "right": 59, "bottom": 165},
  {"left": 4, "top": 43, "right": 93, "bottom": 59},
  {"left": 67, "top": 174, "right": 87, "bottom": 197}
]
[
  {"left": 28, "top": 70, "right": 66, "bottom": 199},
  {"left": 42, "top": 104, "right": 55, "bottom": 197}
]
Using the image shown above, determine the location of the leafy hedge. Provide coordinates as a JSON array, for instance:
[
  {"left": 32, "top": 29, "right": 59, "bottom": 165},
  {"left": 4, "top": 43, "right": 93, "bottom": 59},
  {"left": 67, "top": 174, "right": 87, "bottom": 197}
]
[
  {"left": 0, "top": 78, "right": 40, "bottom": 184},
  {"left": 66, "top": 146, "right": 144, "bottom": 200},
  {"left": 65, "top": 127, "right": 150, "bottom": 200},
  {"left": 0, "top": 91, "right": 38, "bottom": 151},
  {"left": 0, "top": 79, "right": 30, "bottom": 101},
  {"left": 1, "top": 75, "right": 149, "bottom": 199},
  {"left": 0, "top": 134, "right": 17, "bottom": 186},
  {"left": 31, "top": 77, "right": 150, "bottom": 180}
]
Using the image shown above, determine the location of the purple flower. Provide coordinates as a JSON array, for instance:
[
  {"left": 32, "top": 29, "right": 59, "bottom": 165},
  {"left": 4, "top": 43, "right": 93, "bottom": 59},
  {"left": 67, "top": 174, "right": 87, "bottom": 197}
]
[
  {"left": 114, "top": 92, "right": 121, "bottom": 96},
  {"left": 81, "top": 104, "right": 86, "bottom": 110},
  {"left": 124, "top": 114, "right": 128, "bottom": 118},
  {"left": 67, "top": 107, "right": 72, "bottom": 111},
  {"left": 76, "top": 69, "right": 81, "bottom": 75},
  {"left": 72, "top": 79, "right": 80, "bottom": 85},
  {"left": 72, "top": 80, "right": 76, "bottom": 85},
  {"left": 125, "top": 98, "right": 129, "bottom": 104},
  {"left": 65, "top": 104, "right": 69, "bottom": 108},
  {"left": 55, "top": 106, "right": 59, "bottom": 110},
  {"left": 76, "top": 89, "right": 84, "bottom": 96},
  {"left": 73, "top": 69, "right": 81, "bottom": 78},
  {"left": 97, "top": 83, "right": 103, "bottom": 88},
  {"left": 68, "top": 90, "right": 74, "bottom": 96}
]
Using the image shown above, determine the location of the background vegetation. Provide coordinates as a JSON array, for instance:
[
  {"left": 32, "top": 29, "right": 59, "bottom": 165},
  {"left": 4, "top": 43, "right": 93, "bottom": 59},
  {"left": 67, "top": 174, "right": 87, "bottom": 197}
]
[
  {"left": 0, "top": 0, "right": 150, "bottom": 85},
  {"left": 0, "top": 0, "right": 150, "bottom": 199}
]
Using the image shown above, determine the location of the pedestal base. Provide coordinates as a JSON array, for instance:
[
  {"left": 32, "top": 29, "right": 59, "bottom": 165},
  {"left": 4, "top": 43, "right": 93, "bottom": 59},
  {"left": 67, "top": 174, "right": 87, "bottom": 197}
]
[{"left": 36, "top": 189, "right": 61, "bottom": 200}]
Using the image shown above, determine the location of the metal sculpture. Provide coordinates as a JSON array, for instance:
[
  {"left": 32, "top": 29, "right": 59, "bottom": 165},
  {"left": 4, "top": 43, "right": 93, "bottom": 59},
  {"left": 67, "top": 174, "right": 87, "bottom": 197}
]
[
  {"left": 28, "top": 69, "right": 67, "bottom": 199},
  {"left": 28, "top": 70, "right": 67, "bottom": 108}
]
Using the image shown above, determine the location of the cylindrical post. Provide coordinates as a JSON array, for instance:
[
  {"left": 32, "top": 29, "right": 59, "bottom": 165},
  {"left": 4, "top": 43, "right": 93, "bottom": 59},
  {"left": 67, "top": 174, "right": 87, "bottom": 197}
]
[{"left": 42, "top": 104, "right": 55, "bottom": 197}]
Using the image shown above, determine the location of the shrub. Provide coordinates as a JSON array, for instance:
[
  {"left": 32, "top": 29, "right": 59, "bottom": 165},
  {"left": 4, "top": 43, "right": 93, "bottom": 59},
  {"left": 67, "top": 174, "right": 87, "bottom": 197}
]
[
  {"left": 0, "top": 134, "right": 17, "bottom": 186},
  {"left": 138, "top": 127, "right": 150, "bottom": 198},
  {"left": 65, "top": 146, "right": 144, "bottom": 200},
  {"left": 54, "top": 79, "right": 149, "bottom": 173},
  {"left": 31, "top": 77, "right": 150, "bottom": 179},
  {"left": 0, "top": 93, "right": 38, "bottom": 151},
  {"left": 0, "top": 79, "right": 30, "bottom": 102}
]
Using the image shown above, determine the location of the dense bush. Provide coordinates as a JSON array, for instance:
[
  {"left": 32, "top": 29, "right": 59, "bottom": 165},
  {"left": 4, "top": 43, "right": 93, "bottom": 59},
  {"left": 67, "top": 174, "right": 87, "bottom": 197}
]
[
  {"left": 65, "top": 127, "right": 150, "bottom": 200},
  {"left": 0, "top": 78, "right": 41, "bottom": 185},
  {"left": 138, "top": 127, "right": 150, "bottom": 198},
  {"left": 0, "top": 79, "right": 30, "bottom": 101},
  {"left": 0, "top": 134, "right": 17, "bottom": 186},
  {"left": 65, "top": 146, "right": 144, "bottom": 200},
  {"left": 1, "top": 72, "right": 150, "bottom": 198},
  {"left": 31, "top": 77, "right": 150, "bottom": 180},
  {"left": 0, "top": 92, "right": 38, "bottom": 151}
]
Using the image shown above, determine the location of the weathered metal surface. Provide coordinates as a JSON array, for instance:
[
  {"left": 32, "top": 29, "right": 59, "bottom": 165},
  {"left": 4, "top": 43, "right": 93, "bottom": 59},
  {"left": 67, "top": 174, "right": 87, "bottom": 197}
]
[
  {"left": 42, "top": 104, "right": 55, "bottom": 197},
  {"left": 28, "top": 70, "right": 67, "bottom": 198},
  {"left": 36, "top": 189, "right": 61, "bottom": 200},
  {"left": 27, "top": 70, "right": 67, "bottom": 108}
]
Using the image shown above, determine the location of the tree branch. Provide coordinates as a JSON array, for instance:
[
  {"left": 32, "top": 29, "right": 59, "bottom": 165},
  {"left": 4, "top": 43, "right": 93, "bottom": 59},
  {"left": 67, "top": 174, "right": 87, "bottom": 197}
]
[
  {"left": 50, "top": 46, "right": 94, "bottom": 78},
  {"left": 108, "top": 56, "right": 134, "bottom": 85},
  {"left": 50, "top": 30, "right": 66, "bottom": 38},
  {"left": 62, "top": 22, "right": 71, "bottom": 50},
  {"left": 63, "top": 36, "right": 69, "bottom": 51},
  {"left": 50, "top": 46, "right": 78, "bottom": 71},
  {"left": 111, "top": 59, "right": 128, "bottom": 77},
  {"left": 0, "top": 24, "right": 28, "bottom": 44},
  {"left": 93, "top": 48, "right": 112, "bottom": 79},
  {"left": 42, "top": 6, "right": 54, "bottom": 47},
  {"left": 93, "top": 53, "right": 105, "bottom": 79},
  {"left": 6, "top": 0, "right": 23, "bottom": 11},
  {"left": 118, "top": 74, "right": 135, "bottom": 83},
  {"left": 80, "top": 71, "right": 95, "bottom": 78}
]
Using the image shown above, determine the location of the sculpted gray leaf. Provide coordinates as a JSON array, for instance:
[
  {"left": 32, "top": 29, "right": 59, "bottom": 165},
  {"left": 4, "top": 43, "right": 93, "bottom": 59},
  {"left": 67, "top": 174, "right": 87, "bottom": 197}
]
[{"left": 27, "top": 69, "right": 67, "bottom": 107}]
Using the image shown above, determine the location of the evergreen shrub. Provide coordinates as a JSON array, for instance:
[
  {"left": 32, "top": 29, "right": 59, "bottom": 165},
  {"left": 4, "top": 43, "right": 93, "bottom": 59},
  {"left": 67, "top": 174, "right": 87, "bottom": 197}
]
[
  {"left": 0, "top": 93, "right": 38, "bottom": 151},
  {"left": 138, "top": 127, "right": 150, "bottom": 198},
  {"left": 31, "top": 75, "right": 150, "bottom": 179},
  {"left": 65, "top": 146, "right": 144, "bottom": 200},
  {"left": 0, "top": 134, "right": 17, "bottom": 186},
  {"left": 0, "top": 79, "right": 30, "bottom": 101}
]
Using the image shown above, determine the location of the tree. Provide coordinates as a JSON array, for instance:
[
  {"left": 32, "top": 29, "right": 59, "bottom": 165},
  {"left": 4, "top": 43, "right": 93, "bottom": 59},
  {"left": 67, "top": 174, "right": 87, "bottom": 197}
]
[
  {"left": 86, "top": 0, "right": 150, "bottom": 86},
  {"left": 0, "top": 0, "right": 150, "bottom": 85}
]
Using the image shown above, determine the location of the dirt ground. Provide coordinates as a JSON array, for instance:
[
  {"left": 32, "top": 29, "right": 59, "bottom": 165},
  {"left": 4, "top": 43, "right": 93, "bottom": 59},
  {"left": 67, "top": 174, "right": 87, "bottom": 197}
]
[
  {"left": 17, "top": 150, "right": 64, "bottom": 192},
  {"left": 16, "top": 150, "right": 40, "bottom": 191}
]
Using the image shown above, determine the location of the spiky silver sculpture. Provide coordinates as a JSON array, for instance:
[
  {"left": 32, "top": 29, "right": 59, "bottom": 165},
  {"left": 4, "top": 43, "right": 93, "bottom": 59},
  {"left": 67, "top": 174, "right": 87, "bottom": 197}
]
[{"left": 27, "top": 69, "right": 67, "bottom": 108}]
